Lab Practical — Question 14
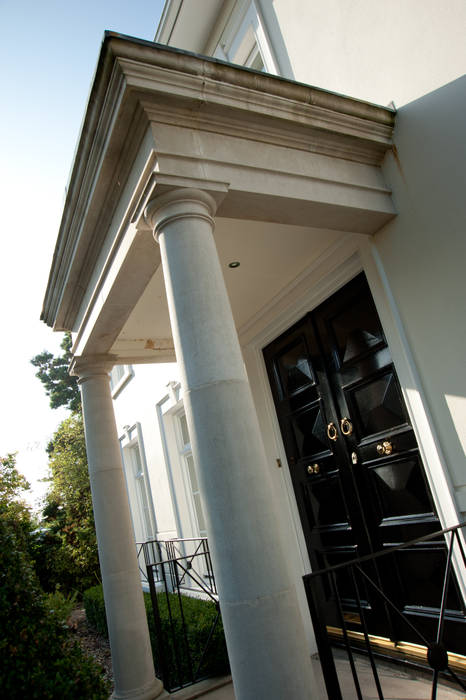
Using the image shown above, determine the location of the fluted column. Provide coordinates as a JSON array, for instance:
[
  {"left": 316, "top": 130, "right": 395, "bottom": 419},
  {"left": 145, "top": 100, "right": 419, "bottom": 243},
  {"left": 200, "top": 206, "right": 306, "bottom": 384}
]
[
  {"left": 145, "top": 188, "right": 317, "bottom": 699},
  {"left": 73, "top": 357, "right": 166, "bottom": 700}
]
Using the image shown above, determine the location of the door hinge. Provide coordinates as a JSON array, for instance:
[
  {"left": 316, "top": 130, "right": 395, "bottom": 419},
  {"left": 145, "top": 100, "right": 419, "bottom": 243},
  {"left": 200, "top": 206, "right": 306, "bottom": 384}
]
[{"left": 276, "top": 458, "right": 282, "bottom": 468}]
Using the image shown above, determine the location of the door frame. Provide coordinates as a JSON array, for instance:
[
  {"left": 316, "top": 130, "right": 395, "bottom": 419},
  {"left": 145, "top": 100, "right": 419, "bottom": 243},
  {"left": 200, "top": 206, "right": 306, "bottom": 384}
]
[{"left": 241, "top": 235, "right": 465, "bottom": 609}]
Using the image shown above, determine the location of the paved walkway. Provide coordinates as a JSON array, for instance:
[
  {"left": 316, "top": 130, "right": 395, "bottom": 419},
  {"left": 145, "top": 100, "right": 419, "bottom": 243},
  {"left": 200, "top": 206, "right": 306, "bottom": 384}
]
[{"left": 171, "top": 653, "right": 465, "bottom": 699}]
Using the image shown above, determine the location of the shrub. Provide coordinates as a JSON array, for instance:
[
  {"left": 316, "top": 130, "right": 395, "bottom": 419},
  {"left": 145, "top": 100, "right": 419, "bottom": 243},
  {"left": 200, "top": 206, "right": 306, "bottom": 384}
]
[
  {"left": 0, "top": 513, "right": 109, "bottom": 699},
  {"left": 84, "top": 583, "right": 230, "bottom": 688},
  {"left": 29, "top": 525, "right": 70, "bottom": 593},
  {"left": 83, "top": 585, "right": 108, "bottom": 637},
  {"left": 43, "top": 589, "right": 78, "bottom": 626}
]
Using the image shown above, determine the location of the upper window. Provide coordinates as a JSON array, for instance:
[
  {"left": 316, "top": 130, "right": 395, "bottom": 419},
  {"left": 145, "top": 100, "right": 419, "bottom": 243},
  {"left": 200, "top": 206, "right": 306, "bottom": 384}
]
[
  {"left": 110, "top": 364, "right": 134, "bottom": 398},
  {"left": 214, "top": 1, "right": 278, "bottom": 75}
]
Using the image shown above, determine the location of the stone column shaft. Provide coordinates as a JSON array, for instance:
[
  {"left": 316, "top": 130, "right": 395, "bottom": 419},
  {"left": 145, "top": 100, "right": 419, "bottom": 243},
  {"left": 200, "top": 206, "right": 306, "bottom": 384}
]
[
  {"left": 145, "top": 189, "right": 317, "bottom": 700},
  {"left": 75, "top": 358, "right": 166, "bottom": 700}
]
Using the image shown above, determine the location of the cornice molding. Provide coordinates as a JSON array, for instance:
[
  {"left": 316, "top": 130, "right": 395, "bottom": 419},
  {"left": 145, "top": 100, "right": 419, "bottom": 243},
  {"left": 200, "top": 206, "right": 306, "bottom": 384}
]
[
  {"left": 123, "top": 58, "right": 394, "bottom": 156},
  {"left": 108, "top": 36, "right": 394, "bottom": 127}
]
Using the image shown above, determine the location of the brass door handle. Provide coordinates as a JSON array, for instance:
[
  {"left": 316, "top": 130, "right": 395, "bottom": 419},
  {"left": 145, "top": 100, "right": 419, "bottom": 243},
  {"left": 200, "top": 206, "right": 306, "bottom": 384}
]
[
  {"left": 307, "top": 463, "right": 320, "bottom": 475},
  {"left": 340, "top": 417, "right": 353, "bottom": 436},
  {"left": 327, "top": 422, "right": 338, "bottom": 441},
  {"left": 377, "top": 440, "right": 393, "bottom": 456}
]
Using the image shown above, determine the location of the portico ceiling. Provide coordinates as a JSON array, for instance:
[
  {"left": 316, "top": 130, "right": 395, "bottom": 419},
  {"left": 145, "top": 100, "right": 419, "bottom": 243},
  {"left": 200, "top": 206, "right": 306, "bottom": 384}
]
[
  {"left": 41, "top": 33, "right": 396, "bottom": 364},
  {"left": 110, "top": 219, "right": 346, "bottom": 360}
]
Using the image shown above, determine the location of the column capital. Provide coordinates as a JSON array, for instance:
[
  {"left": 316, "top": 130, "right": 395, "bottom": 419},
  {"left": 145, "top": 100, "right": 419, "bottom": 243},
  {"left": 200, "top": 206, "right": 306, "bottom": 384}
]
[
  {"left": 144, "top": 188, "right": 218, "bottom": 242},
  {"left": 71, "top": 354, "right": 117, "bottom": 383}
]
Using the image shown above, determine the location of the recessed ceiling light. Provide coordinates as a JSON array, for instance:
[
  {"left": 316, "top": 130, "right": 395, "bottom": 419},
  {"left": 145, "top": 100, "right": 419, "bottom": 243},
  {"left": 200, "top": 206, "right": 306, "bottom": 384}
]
[{"left": 228, "top": 261, "right": 240, "bottom": 268}]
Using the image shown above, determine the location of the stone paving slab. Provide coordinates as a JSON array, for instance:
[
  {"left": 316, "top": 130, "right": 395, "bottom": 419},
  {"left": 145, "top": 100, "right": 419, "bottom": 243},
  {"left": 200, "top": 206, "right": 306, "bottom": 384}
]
[{"left": 170, "top": 653, "right": 465, "bottom": 699}]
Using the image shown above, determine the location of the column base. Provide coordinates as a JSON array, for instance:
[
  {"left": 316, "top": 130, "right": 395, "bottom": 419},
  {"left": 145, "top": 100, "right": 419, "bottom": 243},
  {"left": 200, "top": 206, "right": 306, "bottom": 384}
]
[{"left": 111, "top": 677, "right": 168, "bottom": 700}]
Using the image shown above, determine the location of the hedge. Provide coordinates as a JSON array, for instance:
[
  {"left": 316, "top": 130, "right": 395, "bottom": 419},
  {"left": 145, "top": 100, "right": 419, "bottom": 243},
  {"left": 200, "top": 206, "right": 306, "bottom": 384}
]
[{"left": 83, "top": 584, "right": 230, "bottom": 688}]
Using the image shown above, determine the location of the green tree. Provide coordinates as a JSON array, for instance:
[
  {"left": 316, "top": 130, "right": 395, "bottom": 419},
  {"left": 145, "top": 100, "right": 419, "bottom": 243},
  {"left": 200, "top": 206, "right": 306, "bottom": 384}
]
[
  {"left": 0, "top": 453, "right": 30, "bottom": 513},
  {"left": 0, "top": 453, "right": 32, "bottom": 542},
  {"left": 0, "top": 455, "right": 108, "bottom": 699},
  {"left": 31, "top": 332, "right": 81, "bottom": 413},
  {"left": 31, "top": 335, "right": 99, "bottom": 592},
  {"left": 36, "top": 414, "right": 100, "bottom": 593}
]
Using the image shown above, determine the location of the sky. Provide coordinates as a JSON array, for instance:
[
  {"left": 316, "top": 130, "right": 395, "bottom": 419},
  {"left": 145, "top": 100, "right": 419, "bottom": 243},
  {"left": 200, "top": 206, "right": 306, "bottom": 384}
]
[{"left": 0, "top": 0, "right": 165, "bottom": 509}]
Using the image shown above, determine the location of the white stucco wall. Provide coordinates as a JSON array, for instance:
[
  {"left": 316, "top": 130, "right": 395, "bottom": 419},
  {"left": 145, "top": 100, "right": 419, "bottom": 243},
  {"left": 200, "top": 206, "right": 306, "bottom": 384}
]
[
  {"left": 112, "top": 362, "right": 180, "bottom": 539},
  {"left": 256, "top": 0, "right": 466, "bottom": 517},
  {"left": 266, "top": 0, "right": 466, "bottom": 107},
  {"left": 374, "top": 75, "right": 466, "bottom": 516}
]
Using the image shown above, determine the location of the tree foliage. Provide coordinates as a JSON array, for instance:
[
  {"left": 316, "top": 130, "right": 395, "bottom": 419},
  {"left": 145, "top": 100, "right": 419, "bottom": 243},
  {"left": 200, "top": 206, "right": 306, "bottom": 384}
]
[
  {"left": 31, "top": 332, "right": 81, "bottom": 413},
  {"left": 0, "top": 454, "right": 108, "bottom": 699},
  {"left": 0, "top": 453, "right": 30, "bottom": 513},
  {"left": 0, "top": 453, "right": 32, "bottom": 542},
  {"left": 35, "top": 414, "right": 100, "bottom": 593},
  {"left": 31, "top": 334, "right": 99, "bottom": 592}
]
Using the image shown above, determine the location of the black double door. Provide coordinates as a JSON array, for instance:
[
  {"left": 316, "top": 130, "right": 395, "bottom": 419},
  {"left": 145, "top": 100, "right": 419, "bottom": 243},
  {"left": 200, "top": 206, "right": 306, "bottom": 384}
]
[{"left": 264, "top": 273, "right": 465, "bottom": 653}]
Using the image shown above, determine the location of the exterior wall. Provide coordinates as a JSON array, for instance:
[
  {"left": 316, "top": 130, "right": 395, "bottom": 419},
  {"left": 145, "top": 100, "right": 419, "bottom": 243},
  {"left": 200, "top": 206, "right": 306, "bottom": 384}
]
[
  {"left": 112, "top": 362, "right": 180, "bottom": 541},
  {"left": 240, "top": 0, "right": 466, "bottom": 518},
  {"left": 267, "top": 0, "right": 466, "bottom": 107},
  {"left": 374, "top": 76, "right": 466, "bottom": 517},
  {"left": 112, "top": 362, "right": 210, "bottom": 545}
]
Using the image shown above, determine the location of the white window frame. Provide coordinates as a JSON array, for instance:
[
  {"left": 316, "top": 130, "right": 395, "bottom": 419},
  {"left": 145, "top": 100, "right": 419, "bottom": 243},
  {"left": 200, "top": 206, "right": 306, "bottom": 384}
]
[
  {"left": 174, "top": 410, "right": 207, "bottom": 538},
  {"left": 120, "top": 423, "right": 157, "bottom": 542},
  {"left": 214, "top": 0, "right": 279, "bottom": 75},
  {"left": 157, "top": 384, "right": 207, "bottom": 541},
  {"left": 110, "top": 364, "right": 134, "bottom": 398}
]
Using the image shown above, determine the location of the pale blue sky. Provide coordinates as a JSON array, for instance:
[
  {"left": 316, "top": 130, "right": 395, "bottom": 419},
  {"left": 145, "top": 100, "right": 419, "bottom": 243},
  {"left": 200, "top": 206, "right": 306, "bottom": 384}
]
[{"left": 0, "top": 0, "right": 165, "bottom": 507}]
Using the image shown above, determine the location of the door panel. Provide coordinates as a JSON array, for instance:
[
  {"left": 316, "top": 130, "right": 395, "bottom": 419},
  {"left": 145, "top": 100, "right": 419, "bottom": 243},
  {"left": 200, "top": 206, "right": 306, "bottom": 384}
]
[{"left": 264, "top": 273, "right": 465, "bottom": 654}]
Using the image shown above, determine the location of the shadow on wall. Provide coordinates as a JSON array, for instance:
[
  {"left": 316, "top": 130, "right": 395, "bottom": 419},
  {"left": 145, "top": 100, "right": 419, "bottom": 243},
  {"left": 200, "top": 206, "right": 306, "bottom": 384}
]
[{"left": 377, "top": 75, "right": 466, "bottom": 509}]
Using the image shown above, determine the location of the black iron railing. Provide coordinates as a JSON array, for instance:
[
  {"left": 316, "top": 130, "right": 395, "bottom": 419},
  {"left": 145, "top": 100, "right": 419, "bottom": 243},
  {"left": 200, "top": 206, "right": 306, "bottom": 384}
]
[
  {"left": 140, "top": 537, "right": 227, "bottom": 692},
  {"left": 136, "top": 537, "right": 217, "bottom": 593},
  {"left": 303, "top": 523, "right": 466, "bottom": 700}
]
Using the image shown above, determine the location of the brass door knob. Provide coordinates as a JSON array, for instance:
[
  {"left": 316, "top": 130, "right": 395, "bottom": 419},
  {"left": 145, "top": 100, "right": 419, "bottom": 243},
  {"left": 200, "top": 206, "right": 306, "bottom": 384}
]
[
  {"left": 376, "top": 440, "right": 393, "bottom": 456},
  {"left": 307, "top": 463, "right": 320, "bottom": 475}
]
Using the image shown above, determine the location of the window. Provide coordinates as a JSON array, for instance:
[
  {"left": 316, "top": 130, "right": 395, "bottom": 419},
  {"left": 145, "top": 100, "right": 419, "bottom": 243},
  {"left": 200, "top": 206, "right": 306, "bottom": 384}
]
[
  {"left": 214, "top": 1, "right": 278, "bottom": 75},
  {"left": 120, "top": 424, "right": 156, "bottom": 542},
  {"left": 177, "top": 412, "right": 207, "bottom": 537},
  {"left": 110, "top": 364, "right": 134, "bottom": 398},
  {"left": 130, "top": 442, "right": 155, "bottom": 540},
  {"left": 246, "top": 44, "right": 265, "bottom": 72},
  {"left": 157, "top": 383, "right": 207, "bottom": 542}
]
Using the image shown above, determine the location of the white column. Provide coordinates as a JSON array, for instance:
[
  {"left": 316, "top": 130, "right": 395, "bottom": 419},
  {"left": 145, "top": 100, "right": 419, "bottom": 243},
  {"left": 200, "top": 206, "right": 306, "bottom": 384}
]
[
  {"left": 145, "top": 189, "right": 317, "bottom": 699},
  {"left": 74, "top": 357, "right": 166, "bottom": 700}
]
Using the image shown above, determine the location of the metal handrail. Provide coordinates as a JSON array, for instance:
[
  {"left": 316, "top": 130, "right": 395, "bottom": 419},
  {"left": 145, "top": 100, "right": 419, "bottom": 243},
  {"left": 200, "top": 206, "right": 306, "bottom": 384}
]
[
  {"left": 142, "top": 536, "right": 224, "bottom": 692},
  {"left": 304, "top": 522, "right": 466, "bottom": 580},
  {"left": 136, "top": 536, "right": 217, "bottom": 594},
  {"left": 303, "top": 522, "right": 466, "bottom": 700}
]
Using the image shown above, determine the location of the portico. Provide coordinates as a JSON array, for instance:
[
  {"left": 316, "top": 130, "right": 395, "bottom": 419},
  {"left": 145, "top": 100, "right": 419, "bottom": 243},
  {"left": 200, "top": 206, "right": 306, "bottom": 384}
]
[{"left": 42, "top": 33, "right": 396, "bottom": 700}]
